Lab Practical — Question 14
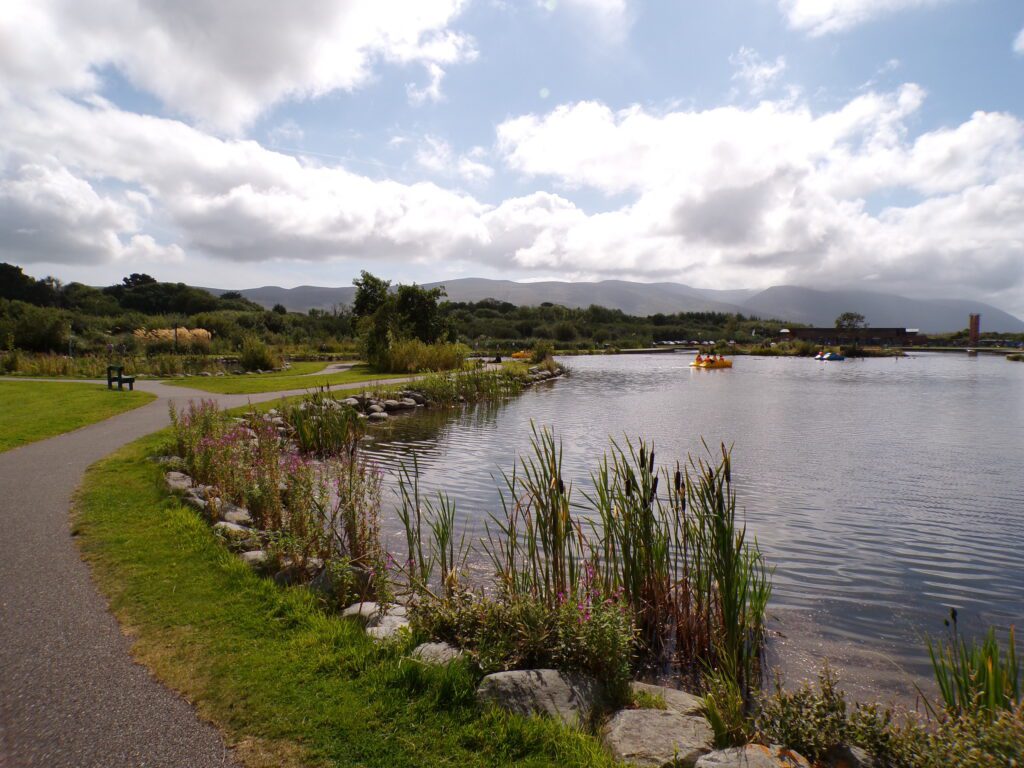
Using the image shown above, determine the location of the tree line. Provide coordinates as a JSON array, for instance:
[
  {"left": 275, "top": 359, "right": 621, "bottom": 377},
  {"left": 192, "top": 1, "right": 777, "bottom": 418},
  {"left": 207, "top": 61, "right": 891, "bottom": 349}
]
[{"left": 1, "top": 263, "right": 789, "bottom": 356}]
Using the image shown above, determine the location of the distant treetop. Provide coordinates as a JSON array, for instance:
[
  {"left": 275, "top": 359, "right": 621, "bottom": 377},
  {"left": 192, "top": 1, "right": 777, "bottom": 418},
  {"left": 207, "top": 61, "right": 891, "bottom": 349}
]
[{"left": 835, "top": 311, "right": 867, "bottom": 330}]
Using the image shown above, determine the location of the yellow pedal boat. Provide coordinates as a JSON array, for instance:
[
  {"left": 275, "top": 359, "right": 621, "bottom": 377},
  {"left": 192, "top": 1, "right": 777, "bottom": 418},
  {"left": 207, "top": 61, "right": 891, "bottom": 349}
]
[{"left": 690, "top": 358, "right": 733, "bottom": 369}]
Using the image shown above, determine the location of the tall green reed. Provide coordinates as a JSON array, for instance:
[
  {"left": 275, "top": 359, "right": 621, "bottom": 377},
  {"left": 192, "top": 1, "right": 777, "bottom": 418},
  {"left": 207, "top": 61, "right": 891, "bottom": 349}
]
[
  {"left": 927, "top": 609, "right": 1021, "bottom": 720},
  {"left": 484, "top": 423, "right": 587, "bottom": 605},
  {"left": 281, "top": 387, "right": 364, "bottom": 457},
  {"left": 685, "top": 444, "right": 772, "bottom": 696},
  {"left": 482, "top": 424, "right": 771, "bottom": 699},
  {"left": 395, "top": 456, "right": 469, "bottom": 599}
]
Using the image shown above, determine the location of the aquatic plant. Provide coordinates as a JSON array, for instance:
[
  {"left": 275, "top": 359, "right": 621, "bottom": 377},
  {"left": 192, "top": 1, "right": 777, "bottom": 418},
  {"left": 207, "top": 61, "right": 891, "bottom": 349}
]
[
  {"left": 703, "top": 666, "right": 753, "bottom": 748},
  {"left": 373, "top": 368, "right": 525, "bottom": 407},
  {"left": 926, "top": 610, "right": 1021, "bottom": 720},
  {"left": 280, "top": 387, "right": 364, "bottom": 457},
  {"left": 484, "top": 423, "right": 586, "bottom": 604},
  {"left": 394, "top": 456, "right": 470, "bottom": 598},
  {"left": 684, "top": 444, "right": 772, "bottom": 696},
  {"left": 478, "top": 424, "right": 770, "bottom": 697}
]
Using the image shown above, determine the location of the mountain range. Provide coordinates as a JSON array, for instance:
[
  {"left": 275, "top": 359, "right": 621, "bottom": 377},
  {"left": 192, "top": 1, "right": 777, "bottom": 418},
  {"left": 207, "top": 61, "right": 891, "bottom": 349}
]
[{"left": 203, "top": 279, "right": 1024, "bottom": 333}]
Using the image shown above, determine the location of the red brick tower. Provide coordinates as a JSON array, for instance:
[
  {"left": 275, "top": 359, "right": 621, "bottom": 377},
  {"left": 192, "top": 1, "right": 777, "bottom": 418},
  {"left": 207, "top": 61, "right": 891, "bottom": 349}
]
[{"left": 968, "top": 313, "right": 980, "bottom": 346}]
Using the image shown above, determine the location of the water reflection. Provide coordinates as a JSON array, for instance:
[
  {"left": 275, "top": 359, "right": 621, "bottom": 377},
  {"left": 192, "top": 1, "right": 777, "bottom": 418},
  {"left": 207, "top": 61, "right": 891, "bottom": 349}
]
[{"left": 361, "top": 352, "right": 1024, "bottom": 703}]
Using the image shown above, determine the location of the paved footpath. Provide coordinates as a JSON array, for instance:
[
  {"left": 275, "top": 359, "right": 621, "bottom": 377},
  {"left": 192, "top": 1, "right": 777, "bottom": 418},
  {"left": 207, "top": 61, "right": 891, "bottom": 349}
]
[{"left": 0, "top": 378, "right": 412, "bottom": 767}]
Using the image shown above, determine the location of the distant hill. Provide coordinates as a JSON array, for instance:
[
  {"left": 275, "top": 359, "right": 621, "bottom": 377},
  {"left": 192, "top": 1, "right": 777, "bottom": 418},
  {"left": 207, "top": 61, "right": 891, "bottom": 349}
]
[
  {"left": 202, "top": 279, "right": 1024, "bottom": 333},
  {"left": 202, "top": 279, "right": 747, "bottom": 316},
  {"left": 741, "top": 286, "right": 1024, "bottom": 333}
]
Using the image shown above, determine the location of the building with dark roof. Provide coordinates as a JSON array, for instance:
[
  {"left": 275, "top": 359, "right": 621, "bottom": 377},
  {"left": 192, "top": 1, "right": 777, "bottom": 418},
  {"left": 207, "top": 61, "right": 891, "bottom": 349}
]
[{"left": 781, "top": 327, "right": 925, "bottom": 345}]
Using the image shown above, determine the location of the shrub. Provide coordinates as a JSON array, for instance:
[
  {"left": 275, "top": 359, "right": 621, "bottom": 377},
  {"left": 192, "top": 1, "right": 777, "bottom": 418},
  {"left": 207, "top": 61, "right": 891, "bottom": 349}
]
[
  {"left": 756, "top": 668, "right": 852, "bottom": 761},
  {"left": 755, "top": 666, "right": 1024, "bottom": 768},
  {"left": 168, "top": 399, "right": 388, "bottom": 601},
  {"left": 411, "top": 591, "right": 636, "bottom": 702},
  {"left": 238, "top": 336, "right": 279, "bottom": 371},
  {"left": 1, "top": 335, "right": 19, "bottom": 373},
  {"left": 531, "top": 340, "right": 555, "bottom": 363}
]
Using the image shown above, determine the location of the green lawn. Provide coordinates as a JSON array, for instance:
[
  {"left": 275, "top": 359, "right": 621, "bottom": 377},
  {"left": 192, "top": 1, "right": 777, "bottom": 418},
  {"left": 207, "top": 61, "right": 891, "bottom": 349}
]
[
  {"left": 0, "top": 381, "right": 155, "bottom": 452},
  {"left": 163, "top": 363, "right": 412, "bottom": 395},
  {"left": 74, "top": 433, "right": 618, "bottom": 768}
]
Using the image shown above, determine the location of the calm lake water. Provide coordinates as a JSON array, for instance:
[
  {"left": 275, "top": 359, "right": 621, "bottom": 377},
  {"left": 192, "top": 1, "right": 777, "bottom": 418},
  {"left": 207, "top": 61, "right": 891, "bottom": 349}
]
[{"left": 361, "top": 352, "right": 1024, "bottom": 703}]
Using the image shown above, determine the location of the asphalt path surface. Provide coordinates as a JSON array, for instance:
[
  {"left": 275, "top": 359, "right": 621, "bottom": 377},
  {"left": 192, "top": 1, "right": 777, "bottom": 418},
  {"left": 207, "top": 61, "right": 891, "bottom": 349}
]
[{"left": 0, "top": 376, "right": 415, "bottom": 767}]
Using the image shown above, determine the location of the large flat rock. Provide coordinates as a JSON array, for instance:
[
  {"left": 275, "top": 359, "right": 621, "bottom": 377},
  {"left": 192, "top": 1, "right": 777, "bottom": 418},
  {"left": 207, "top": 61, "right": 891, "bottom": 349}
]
[
  {"left": 341, "top": 601, "right": 382, "bottom": 623},
  {"left": 695, "top": 744, "right": 811, "bottom": 768},
  {"left": 365, "top": 614, "right": 410, "bottom": 641},
  {"left": 476, "top": 669, "right": 600, "bottom": 727},
  {"left": 823, "top": 745, "right": 874, "bottom": 768},
  {"left": 412, "top": 642, "right": 464, "bottom": 665},
  {"left": 164, "top": 471, "right": 192, "bottom": 493},
  {"left": 603, "top": 709, "right": 713, "bottom": 767}
]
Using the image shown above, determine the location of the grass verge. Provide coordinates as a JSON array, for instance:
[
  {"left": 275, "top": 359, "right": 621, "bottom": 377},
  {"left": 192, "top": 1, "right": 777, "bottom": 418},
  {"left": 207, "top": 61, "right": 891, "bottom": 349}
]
[
  {"left": 162, "top": 363, "right": 411, "bottom": 395},
  {"left": 73, "top": 433, "right": 619, "bottom": 768},
  {"left": 0, "top": 381, "right": 154, "bottom": 452}
]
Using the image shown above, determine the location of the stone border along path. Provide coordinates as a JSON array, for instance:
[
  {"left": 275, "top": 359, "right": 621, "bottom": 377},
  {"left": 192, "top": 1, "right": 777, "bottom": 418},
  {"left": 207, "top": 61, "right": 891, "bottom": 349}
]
[{"left": 0, "top": 375, "right": 423, "bottom": 768}]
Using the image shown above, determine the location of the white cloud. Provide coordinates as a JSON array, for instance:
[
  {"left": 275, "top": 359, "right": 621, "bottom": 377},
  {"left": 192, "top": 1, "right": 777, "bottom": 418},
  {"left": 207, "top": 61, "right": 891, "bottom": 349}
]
[
  {"left": 416, "top": 136, "right": 494, "bottom": 181},
  {"left": 0, "top": 160, "right": 183, "bottom": 265},
  {"left": 493, "top": 88, "right": 1024, "bottom": 302},
  {"left": 0, "top": 0, "right": 475, "bottom": 132},
  {"left": 536, "top": 0, "right": 631, "bottom": 39},
  {"left": 780, "top": 0, "right": 951, "bottom": 36},
  {"left": 407, "top": 62, "right": 447, "bottom": 105},
  {"left": 0, "top": 0, "right": 1021, "bottom": 313},
  {"left": 415, "top": 136, "right": 454, "bottom": 172},
  {"left": 0, "top": 96, "right": 487, "bottom": 265},
  {"left": 457, "top": 157, "right": 495, "bottom": 182},
  {"left": 0, "top": 83, "right": 1022, "bottom": 310},
  {"left": 730, "top": 47, "right": 787, "bottom": 96},
  {"left": 1014, "top": 27, "right": 1024, "bottom": 55},
  {"left": 267, "top": 120, "right": 305, "bottom": 148}
]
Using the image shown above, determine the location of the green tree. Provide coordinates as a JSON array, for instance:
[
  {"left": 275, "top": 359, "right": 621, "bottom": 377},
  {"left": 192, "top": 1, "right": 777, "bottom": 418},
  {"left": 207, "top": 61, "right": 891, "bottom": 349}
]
[
  {"left": 122, "top": 273, "right": 157, "bottom": 289},
  {"left": 395, "top": 283, "right": 447, "bottom": 343},
  {"left": 553, "top": 320, "right": 577, "bottom": 342},
  {"left": 834, "top": 311, "right": 867, "bottom": 330},
  {"left": 0, "top": 263, "right": 60, "bottom": 306},
  {"left": 352, "top": 271, "right": 391, "bottom": 318},
  {"left": 272, "top": 303, "right": 288, "bottom": 315}
]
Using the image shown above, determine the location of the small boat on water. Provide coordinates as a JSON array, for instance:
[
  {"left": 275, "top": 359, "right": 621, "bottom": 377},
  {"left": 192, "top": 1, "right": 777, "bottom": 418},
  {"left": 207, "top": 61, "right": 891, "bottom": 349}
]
[
  {"left": 690, "top": 357, "right": 733, "bottom": 369},
  {"left": 815, "top": 351, "right": 846, "bottom": 361}
]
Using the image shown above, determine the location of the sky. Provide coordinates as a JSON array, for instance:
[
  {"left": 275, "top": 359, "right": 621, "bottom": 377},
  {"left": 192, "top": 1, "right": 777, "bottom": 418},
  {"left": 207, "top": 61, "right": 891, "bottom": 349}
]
[{"left": 1, "top": 0, "right": 1023, "bottom": 314}]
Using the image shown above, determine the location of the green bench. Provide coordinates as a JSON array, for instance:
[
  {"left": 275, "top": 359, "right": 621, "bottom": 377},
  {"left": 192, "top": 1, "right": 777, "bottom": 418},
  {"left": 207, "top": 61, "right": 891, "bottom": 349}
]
[{"left": 107, "top": 365, "right": 136, "bottom": 391}]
